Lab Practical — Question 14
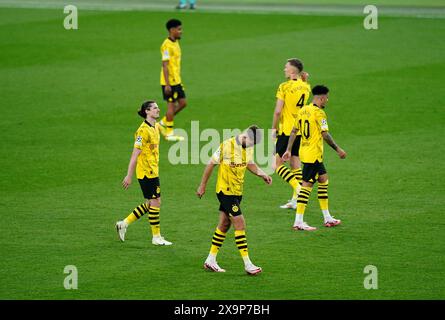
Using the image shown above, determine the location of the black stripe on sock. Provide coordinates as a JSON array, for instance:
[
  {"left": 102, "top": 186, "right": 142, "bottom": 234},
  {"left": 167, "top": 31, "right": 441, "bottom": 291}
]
[
  {"left": 213, "top": 233, "right": 226, "bottom": 240},
  {"left": 136, "top": 207, "right": 144, "bottom": 216},
  {"left": 212, "top": 237, "right": 224, "bottom": 243},
  {"left": 214, "top": 232, "right": 226, "bottom": 238},
  {"left": 276, "top": 166, "right": 285, "bottom": 176},
  {"left": 282, "top": 171, "right": 292, "bottom": 180}
]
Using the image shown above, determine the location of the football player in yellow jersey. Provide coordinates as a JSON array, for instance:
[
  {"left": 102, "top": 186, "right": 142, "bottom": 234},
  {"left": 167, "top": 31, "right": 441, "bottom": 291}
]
[
  {"left": 283, "top": 85, "right": 347, "bottom": 231},
  {"left": 196, "top": 126, "right": 272, "bottom": 275},
  {"left": 271, "top": 58, "right": 311, "bottom": 210},
  {"left": 159, "top": 19, "right": 186, "bottom": 142},
  {"left": 115, "top": 101, "right": 173, "bottom": 246}
]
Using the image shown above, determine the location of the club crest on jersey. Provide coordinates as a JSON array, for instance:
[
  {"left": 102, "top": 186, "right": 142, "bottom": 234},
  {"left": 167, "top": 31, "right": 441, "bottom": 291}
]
[{"left": 232, "top": 205, "right": 239, "bottom": 213}]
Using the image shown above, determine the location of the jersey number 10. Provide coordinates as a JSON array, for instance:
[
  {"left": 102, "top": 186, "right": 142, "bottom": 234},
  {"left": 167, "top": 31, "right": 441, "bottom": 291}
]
[{"left": 298, "top": 119, "right": 310, "bottom": 139}]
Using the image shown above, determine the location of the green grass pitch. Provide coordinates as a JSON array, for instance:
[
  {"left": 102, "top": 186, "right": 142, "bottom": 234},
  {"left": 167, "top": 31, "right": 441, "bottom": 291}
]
[{"left": 0, "top": 2, "right": 444, "bottom": 299}]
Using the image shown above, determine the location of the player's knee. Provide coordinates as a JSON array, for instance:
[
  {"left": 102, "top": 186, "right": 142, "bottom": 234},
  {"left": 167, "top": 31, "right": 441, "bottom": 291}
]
[
  {"left": 233, "top": 218, "right": 245, "bottom": 230},
  {"left": 149, "top": 198, "right": 161, "bottom": 207},
  {"left": 290, "top": 156, "right": 301, "bottom": 169},
  {"left": 219, "top": 221, "right": 230, "bottom": 233},
  {"left": 302, "top": 181, "right": 313, "bottom": 188}
]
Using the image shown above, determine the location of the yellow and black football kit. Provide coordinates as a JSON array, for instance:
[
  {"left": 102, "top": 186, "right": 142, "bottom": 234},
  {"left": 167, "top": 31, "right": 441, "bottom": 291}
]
[
  {"left": 121, "top": 120, "right": 163, "bottom": 235},
  {"left": 160, "top": 37, "right": 185, "bottom": 102},
  {"left": 206, "top": 137, "right": 259, "bottom": 264},
  {"left": 296, "top": 103, "right": 329, "bottom": 183},
  {"left": 275, "top": 78, "right": 311, "bottom": 156},
  {"left": 134, "top": 120, "right": 161, "bottom": 199},
  {"left": 211, "top": 136, "right": 254, "bottom": 216}
]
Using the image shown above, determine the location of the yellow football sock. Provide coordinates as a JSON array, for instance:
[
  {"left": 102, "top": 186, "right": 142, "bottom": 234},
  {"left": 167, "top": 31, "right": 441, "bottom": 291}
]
[
  {"left": 296, "top": 186, "right": 312, "bottom": 215},
  {"left": 235, "top": 230, "right": 249, "bottom": 258},
  {"left": 209, "top": 228, "right": 226, "bottom": 255},
  {"left": 318, "top": 181, "right": 329, "bottom": 210},
  {"left": 276, "top": 165, "right": 298, "bottom": 189},
  {"left": 148, "top": 206, "right": 161, "bottom": 236},
  {"left": 124, "top": 203, "right": 149, "bottom": 225}
]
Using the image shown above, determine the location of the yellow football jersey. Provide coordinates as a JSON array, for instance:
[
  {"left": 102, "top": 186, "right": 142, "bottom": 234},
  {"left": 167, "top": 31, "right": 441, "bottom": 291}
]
[
  {"left": 134, "top": 120, "right": 160, "bottom": 179},
  {"left": 296, "top": 103, "right": 329, "bottom": 163},
  {"left": 212, "top": 137, "right": 254, "bottom": 196},
  {"left": 160, "top": 38, "right": 181, "bottom": 86},
  {"left": 276, "top": 79, "right": 311, "bottom": 136}
]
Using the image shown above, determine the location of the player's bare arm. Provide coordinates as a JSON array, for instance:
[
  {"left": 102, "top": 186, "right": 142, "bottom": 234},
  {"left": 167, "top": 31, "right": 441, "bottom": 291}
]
[
  {"left": 282, "top": 126, "right": 297, "bottom": 161},
  {"left": 196, "top": 160, "right": 218, "bottom": 198},
  {"left": 247, "top": 163, "right": 272, "bottom": 185},
  {"left": 122, "top": 148, "right": 142, "bottom": 189},
  {"left": 162, "top": 61, "right": 171, "bottom": 95},
  {"left": 322, "top": 131, "right": 347, "bottom": 159},
  {"left": 271, "top": 99, "right": 284, "bottom": 139}
]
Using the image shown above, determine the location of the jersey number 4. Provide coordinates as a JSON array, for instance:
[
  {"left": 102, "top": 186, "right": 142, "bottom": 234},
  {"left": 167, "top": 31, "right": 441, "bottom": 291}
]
[
  {"left": 296, "top": 94, "right": 305, "bottom": 108},
  {"left": 299, "top": 119, "right": 310, "bottom": 139}
]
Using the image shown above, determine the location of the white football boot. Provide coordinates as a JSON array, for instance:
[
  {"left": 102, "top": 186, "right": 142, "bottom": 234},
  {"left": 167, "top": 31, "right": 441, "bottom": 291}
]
[
  {"left": 279, "top": 199, "right": 297, "bottom": 210},
  {"left": 152, "top": 236, "right": 173, "bottom": 246},
  {"left": 245, "top": 263, "right": 262, "bottom": 275},
  {"left": 324, "top": 218, "right": 342, "bottom": 228},
  {"left": 204, "top": 259, "right": 226, "bottom": 273},
  {"left": 115, "top": 221, "right": 128, "bottom": 242},
  {"left": 292, "top": 222, "right": 317, "bottom": 231}
]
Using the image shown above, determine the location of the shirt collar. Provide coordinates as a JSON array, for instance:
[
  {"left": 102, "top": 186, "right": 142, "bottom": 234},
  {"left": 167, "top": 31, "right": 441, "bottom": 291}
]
[{"left": 235, "top": 136, "right": 246, "bottom": 149}]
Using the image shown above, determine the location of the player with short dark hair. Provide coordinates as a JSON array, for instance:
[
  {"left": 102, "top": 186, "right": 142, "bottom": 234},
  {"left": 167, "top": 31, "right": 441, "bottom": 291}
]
[
  {"left": 196, "top": 126, "right": 272, "bottom": 275},
  {"left": 159, "top": 19, "right": 186, "bottom": 142},
  {"left": 283, "top": 85, "right": 347, "bottom": 231},
  {"left": 115, "top": 101, "right": 172, "bottom": 245},
  {"left": 272, "top": 58, "right": 311, "bottom": 210}
]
